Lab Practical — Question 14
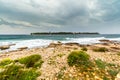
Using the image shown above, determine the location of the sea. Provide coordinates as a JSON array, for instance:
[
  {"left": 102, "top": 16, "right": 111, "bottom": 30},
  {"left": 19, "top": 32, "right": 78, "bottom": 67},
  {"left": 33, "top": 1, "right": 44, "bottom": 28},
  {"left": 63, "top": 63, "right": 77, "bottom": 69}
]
[{"left": 0, "top": 34, "right": 120, "bottom": 52}]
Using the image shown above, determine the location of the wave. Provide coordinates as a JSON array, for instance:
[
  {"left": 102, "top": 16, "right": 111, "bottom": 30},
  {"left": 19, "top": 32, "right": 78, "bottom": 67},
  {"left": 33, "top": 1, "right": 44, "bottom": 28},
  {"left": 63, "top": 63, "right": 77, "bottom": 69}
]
[
  {"left": 64, "top": 37, "right": 106, "bottom": 44},
  {"left": 0, "top": 39, "right": 56, "bottom": 52}
]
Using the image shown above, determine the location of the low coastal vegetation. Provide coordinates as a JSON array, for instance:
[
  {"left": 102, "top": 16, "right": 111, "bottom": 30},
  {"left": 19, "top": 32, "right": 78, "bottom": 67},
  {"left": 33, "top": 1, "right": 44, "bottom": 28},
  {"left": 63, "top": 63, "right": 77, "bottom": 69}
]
[
  {"left": 18, "top": 54, "right": 43, "bottom": 68},
  {"left": 81, "top": 47, "right": 88, "bottom": 51},
  {"left": 0, "top": 54, "right": 43, "bottom": 80},
  {"left": 93, "top": 47, "right": 108, "bottom": 52},
  {"left": 66, "top": 50, "right": 120, "bottom": 80}
]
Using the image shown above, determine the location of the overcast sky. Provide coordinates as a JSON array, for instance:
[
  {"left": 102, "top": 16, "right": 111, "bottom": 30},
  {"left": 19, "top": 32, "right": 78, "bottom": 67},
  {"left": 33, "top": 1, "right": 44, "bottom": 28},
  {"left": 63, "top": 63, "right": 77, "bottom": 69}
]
[{"left": 0, "top": 0, "right": 120, "bottom": 34}]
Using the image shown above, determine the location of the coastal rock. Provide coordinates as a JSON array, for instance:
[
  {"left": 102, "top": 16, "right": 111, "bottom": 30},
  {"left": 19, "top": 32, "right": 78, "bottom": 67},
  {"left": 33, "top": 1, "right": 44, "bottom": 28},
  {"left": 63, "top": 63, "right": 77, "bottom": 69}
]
[
  {"left": 0, "top": 45, "right": 10, "bottom": 50},
  {"left": 18, "top": 47, "right": 28, "bottom": 50},
  {"left": 48, "top": 42, "right": 62, "bottom": 47},
  {"left": 64, "top": 43, "right": 80, "bottom": 46},
  {"left": 99, "top": 39, "right": 113, "bottom": 43}
]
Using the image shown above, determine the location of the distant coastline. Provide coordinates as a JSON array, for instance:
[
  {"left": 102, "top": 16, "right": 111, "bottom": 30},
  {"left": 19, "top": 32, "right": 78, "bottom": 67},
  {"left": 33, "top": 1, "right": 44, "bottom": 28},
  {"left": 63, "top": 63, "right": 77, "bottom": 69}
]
[{"left": 31, "top": 32, "right": 99, "bottom": 35}]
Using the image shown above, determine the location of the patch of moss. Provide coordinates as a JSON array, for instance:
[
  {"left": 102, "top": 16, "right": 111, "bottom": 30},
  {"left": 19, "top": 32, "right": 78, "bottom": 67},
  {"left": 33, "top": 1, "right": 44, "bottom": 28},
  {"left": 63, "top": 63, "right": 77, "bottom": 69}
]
[
  {"left": 18, "top": 54, "right": 43, "bottom": 68},
  {"left": 93, "top": 47, "right": 108, "bottom": 52}
]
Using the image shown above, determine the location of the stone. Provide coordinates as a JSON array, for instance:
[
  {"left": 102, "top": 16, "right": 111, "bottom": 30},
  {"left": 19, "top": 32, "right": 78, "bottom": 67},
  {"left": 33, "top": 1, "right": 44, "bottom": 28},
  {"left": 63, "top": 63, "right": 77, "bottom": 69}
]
[
  {"left": 18, "top": 47, "right": 28, "bottom": 50},
  {"left": 0, "top": 45, "right": 10, "bottom": 50},
  {"left": 64, "top": 42, "right": 80, "bottom": 46}
]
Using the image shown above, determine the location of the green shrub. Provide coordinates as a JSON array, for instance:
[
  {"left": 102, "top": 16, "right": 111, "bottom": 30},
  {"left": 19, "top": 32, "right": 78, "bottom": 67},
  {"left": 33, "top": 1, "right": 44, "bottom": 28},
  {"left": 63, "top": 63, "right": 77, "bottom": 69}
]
[
  {"left": 17, "top": 69, "right": 39, "bottom": 80},
  {"left": 34, "top": 60, "right": 44, "bottom": 68},
  {"left": 0, "top": 58, "right": 13, "bottom": 67},
  {"left": 0, "top": 64, "right": 39, "bottom": 80},
  {"left": 67, "top": 51, "right": 90, "bottom": 67},
  {"left": 93, "top": 47, "right": 108, "bottom": 52},
  {"left": 18, "top": 54, "right": 43, "bottom": 68},
  {"left": 81, "top": 47, "right": 87, "bottom": 51},
  {"left": 95, "top": 59, "right": 106, "bottom": 69},
  {"left": 0, "top": 64, "right": 22, "bottom": 80}
]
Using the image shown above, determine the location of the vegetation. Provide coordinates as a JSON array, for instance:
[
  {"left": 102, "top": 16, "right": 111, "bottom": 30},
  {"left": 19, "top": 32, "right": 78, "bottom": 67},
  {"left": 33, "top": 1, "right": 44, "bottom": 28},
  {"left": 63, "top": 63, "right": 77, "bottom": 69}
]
[
  {"left": 18, "top": 54, "right": 43, "bottom": 68},
  {"left": 0, "top": 58, "right": 13, "bottom": 67},
  {"left": 93, "top": 47, "right": 108, "bottom": 52},
  {"left": 0, "top": 54, "right": 43, "bottom": 80},
  {"left": 117, "top": 52, "right": 120, "bottom": 56},
  {"left": 95, "top": 59, "right": 106, "bottom": 69},
  {"left": 66, "top": 51, "right": 120, "bottom": 80},
  {"left": 81, "top": 47, "right": 87, "bottom": 51},
  {"left": 67, "top": 51, "right": 91, "bottom": 68}
]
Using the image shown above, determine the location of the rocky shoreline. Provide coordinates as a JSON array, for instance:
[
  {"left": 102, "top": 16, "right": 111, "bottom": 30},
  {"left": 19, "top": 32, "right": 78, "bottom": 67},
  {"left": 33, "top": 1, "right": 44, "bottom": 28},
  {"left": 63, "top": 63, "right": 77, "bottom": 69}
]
[{"left": 0, "top": 40, "right": 120, "bottom": 80}]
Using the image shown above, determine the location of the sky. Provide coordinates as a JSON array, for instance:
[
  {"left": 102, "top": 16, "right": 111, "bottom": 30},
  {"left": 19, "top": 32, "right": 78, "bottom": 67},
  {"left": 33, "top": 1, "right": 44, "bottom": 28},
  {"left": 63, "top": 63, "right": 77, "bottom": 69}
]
[{"left": 0, "top": 0, "right": 120, "bottom": 34}]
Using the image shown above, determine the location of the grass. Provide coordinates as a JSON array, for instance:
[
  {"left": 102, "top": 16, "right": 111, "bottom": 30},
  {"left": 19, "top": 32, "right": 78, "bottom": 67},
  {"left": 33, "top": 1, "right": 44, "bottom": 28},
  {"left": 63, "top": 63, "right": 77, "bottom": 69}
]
[
  {"left": 0, "top": 54, "right": 43, "bottom": 80},
  {"left": 95, "top": 59, "right": 106, "bottom": 69},
  {"left": 18, "top": 54, "right": 43, "bottom": 68},
  {"left": 93, "top": 47, "right": 108, "bottom": 52},
  {"left": 67, "top": 51, "right": 91, "bottom": 67}
]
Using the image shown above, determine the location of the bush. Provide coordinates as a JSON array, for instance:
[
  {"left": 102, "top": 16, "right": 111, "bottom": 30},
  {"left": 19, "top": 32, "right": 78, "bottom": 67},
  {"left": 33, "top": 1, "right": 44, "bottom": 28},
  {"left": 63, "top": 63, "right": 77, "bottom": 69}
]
[
  {"left": 0, "top": 58, "right": 13, "bottom": 67},
  {"left": 17, "top": 69, "right": 39, "bottom": 80},
  {"left": 18, "top": 54, "right": 43, "bottom": 68},
  {"left": 67, "top": 51, "right": 90, "bottom": 67},
  {"left": 93, "top": 47, "right": 108, "bottom": 52},
  {"left": 0, "top": 64, "right": 22, "bottom": 80},
  {"left": 81, "top": 47, "right": 87, "bottom": 51},
  {"left": 0, "top": 64, "right": 39, "bottom": 80}
]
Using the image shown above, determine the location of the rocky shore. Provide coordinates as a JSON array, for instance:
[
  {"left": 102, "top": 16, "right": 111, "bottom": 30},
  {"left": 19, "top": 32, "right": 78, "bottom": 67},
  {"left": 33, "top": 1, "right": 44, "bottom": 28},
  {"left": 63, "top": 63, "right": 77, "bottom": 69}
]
[{"left": 0, "top": 40, "right": 120, "bottom": 80}]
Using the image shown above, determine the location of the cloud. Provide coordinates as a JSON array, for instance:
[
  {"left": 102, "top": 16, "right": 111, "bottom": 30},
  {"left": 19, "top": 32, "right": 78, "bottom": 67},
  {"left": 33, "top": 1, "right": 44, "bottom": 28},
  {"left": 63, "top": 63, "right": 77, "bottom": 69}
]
[{"left": 0, "top": 0, "right": 120, "bottom": 34}]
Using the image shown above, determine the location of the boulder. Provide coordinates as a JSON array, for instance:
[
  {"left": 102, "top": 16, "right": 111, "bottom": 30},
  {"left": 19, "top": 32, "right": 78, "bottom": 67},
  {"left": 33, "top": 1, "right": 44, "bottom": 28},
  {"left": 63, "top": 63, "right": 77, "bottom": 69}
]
[
  {"left": 64, "top": 42, "right": 80, "bottom": 46},
  {"left": 99, "top": 39, "right": 112, "bottom": 43},
  {"left": 48, "top": 42, "right": 62, "bottom": 47},
  {"left": 0, "top": 45, "right": 10, "bottom": 50},
  {"left": 18, "top": 47, "right": 28, "bottom": 50}
]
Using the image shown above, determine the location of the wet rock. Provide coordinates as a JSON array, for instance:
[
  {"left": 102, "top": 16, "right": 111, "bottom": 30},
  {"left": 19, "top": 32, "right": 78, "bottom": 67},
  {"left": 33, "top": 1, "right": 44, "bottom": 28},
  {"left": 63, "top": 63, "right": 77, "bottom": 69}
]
[
  {"left": 64, "top": 43, "right": 80, "bottom": 46},
  {"left": 18, "top": 47, "right": 28, "bottom": 50},
  {"left": 48, "top": 43, "right": 62, "bottom": 47},
  {"left": 0, "top": 45, "right": 10, "bottom": 50},
  {"left": 99, "top": 39, "right": 113, "bottom": 43}
]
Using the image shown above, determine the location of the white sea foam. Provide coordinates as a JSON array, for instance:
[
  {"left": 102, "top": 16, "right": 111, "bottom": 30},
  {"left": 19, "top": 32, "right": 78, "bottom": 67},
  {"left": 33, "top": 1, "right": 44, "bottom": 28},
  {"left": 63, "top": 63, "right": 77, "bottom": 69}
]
[
  {"left": 64, "top": 37, "right": 106, "bottom": 44},
  {"left": 0, "top": 39, "right": 56, "bottom": 52}
]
